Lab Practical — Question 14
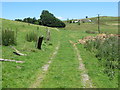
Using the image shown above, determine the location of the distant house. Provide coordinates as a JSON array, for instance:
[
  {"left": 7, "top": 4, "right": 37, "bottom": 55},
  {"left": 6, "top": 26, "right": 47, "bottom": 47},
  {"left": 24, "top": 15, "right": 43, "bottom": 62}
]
[
  {"left": 74, "top": 20, "right": 79, "bottom": 23},
  {"left": 71, "top": 19, "right": 92, "bottom": 23},
  {"left": 71, "top": 20, "right": 78, "bottom": 23},
  {"left": 81, "top": 19, "right": 92, "bottom": 23}
]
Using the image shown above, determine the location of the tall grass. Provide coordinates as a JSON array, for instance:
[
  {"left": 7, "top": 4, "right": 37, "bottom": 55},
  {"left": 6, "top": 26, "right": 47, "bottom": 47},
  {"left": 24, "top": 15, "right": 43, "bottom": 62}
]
[
  {"left": 26, "top": 30, "right": 41, "bottom": 42},
  {"left": 26, "top": 32, "right": 38, "bottom": 42},
  {"left": 2, "top": 29, "right": 17, "bottom": 46},
  {"left": 84, "top": 36, "right": 119, "bottom": 80}
]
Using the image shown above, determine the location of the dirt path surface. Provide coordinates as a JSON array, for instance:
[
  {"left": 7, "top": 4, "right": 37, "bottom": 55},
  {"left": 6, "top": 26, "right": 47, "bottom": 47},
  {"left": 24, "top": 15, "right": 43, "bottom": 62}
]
[
  {"left": 69, "top": 40, "right": 93, "bottom": 88},
  {"left": 29, "top": 42, "right": 60, "bottom": 88}
]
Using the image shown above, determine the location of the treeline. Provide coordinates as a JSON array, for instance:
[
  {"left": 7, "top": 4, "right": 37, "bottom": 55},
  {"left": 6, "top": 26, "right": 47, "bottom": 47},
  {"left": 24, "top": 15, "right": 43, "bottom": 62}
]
[
  {"left": 15, "top": 17, "right": 40, "bottom": 25},
  {"left": 15, "top": 10, "right": 66, "bottom": 28}
]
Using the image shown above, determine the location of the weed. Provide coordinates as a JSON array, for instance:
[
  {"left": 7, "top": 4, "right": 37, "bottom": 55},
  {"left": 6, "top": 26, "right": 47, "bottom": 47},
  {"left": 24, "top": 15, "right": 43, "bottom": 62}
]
[
  {"left": 84, "top": 36, "right": 118, "bottom": 79},
  {"left": 2, "top": 29, "right": 16, "bottom": 46},
  {"left": 26, "top": 31, "right": 39, "bottom": 42}
]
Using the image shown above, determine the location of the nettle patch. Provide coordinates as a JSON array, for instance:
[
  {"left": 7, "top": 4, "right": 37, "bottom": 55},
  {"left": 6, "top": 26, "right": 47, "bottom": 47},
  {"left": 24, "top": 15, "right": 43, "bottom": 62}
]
[{"left": 84, "top": 35, "right": 119, "bottom": 80}]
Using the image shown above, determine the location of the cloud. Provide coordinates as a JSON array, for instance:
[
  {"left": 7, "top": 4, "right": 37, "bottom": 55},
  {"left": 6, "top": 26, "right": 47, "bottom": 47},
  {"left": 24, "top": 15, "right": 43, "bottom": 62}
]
[{"left": 56, "top": 16, "right": 64, "bottom": 20}]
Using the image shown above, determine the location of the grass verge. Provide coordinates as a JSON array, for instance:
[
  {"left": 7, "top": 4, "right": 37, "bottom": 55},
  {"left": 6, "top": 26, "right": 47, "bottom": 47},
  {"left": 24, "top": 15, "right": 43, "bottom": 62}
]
[{"left": 77, "top": 44, "right": 118, "bottom": 88}]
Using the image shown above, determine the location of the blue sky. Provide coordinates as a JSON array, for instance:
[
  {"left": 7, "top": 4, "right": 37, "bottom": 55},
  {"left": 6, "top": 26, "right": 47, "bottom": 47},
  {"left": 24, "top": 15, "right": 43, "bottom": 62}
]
[{"left": 2, "top": 2, "right": 118, "bottom": 20}]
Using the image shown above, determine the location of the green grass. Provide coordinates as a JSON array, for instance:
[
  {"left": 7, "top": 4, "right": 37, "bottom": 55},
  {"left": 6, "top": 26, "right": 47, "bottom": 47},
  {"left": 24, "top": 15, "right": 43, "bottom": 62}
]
[
  {"left": 39, "top": 31, "right": 82, "bottom": 88},
  {"left": 64, "top": 16, "right": 118, "bottom": 34},
  {"left": 76, "top": 44, "right": 118, "bottom": 88},
  {"left": 88, "top": 16, "right": 118, "bottom": 25},
  {"left": 1, "top": 16, "right": 119, "bottom": 88},
  {"left": 1, "top": 18, "right": 60, "bottom": 88}
]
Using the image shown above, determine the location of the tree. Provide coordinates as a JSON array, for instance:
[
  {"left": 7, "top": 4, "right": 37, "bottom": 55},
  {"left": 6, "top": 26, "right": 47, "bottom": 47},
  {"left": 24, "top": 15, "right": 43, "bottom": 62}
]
[
  {"left": 40, "top": 10, "right": 66, "bottom": 28},
  {"left": 32, "top": 17, "right": 37, "bottom": 24},
  {"left": 23, "top": 18, "right": 27, "bottom": 22},
  {"left": 69, "top": 20, "right": 72, "bottom": 23},
  {"left": 23, "top": 17, "right": 33, "bottom": 24},
  {"left": 15, "top": 19, "right": 22, "bottom": 21},
  {"left": 34, "top": 21, "right": 39, "bottom": 25}
]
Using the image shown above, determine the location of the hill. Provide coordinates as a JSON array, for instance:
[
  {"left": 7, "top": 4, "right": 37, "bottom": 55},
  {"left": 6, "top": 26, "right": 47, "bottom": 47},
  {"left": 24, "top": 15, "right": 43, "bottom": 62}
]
[
  {"left": 64, "top": 16, "right": 118, "bottom": 34},
  {"left": 1, "top": 17, "right": 118, "bottom": 88},
  {"left": 1, "top": 18, "right": 60, "bottom": 88}
]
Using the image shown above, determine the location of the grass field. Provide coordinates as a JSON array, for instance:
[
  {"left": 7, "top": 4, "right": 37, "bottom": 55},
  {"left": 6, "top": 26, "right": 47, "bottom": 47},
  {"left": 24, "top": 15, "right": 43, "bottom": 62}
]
[
  {"left": 1, "top": 18, "right": 60, "bottom": 88},
  {"left": 64, "top": 16, "right": 118, "bottom": 34},
  {"left": 1, "top": 16, "right": 119, "bottom": 88}
]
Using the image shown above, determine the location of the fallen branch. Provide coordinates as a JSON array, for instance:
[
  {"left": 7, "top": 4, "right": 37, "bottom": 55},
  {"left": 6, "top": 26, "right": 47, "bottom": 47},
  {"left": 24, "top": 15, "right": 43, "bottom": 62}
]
[
  {"left": 10, "top": 46, "right": 27, "bottom": 56},
  {"left": 0, "top": 58, "right": 25, "bottom": 63}
]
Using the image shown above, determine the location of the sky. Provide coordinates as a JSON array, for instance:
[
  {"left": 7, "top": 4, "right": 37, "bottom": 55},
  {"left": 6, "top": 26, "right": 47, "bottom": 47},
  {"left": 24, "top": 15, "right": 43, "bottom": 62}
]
[
  {"left": 1, "top": 0, "right": 119, "bottom": 2},
  {"left": 2, "top": 2, "right": 118, "bottom": 20}
]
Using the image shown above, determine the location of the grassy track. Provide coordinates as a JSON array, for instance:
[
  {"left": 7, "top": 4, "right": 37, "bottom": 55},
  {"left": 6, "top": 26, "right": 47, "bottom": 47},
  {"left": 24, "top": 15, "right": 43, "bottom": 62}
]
[
  {"left": 39, "top": 31, "right": 82, "bottom": 88},
  {"left": 69, "top": 40, "right": 93, "bottom": 88},
  {"left": 29, "top": 42, "right": 60, "bottom": 88}
]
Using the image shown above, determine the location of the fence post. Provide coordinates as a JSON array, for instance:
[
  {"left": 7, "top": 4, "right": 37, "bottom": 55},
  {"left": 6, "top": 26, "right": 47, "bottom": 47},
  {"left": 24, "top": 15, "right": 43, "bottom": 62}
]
[
  {"left": 37, "top": 36, "right": 43, "bottom": 49},
  {"left": 98, "top": 14, "right": 100, "bottom": 33},
  {"left": 46, "top": 28, "right": 50, "bottom": 42}
]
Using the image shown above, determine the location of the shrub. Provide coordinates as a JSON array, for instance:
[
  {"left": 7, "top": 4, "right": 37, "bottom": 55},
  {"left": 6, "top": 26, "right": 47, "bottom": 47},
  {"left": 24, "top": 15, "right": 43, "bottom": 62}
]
[
  {"left": 84, "top": 36, "right": 118, "bottom": 80},
  {"left": 26, "top": 31, "right": 38, "bottom": 42},
  {"left": 2, "top": 29, "right": 16, "bottom": 46},
  {"left": 78, "top": 22, "right": 80, "bottom": 25}
]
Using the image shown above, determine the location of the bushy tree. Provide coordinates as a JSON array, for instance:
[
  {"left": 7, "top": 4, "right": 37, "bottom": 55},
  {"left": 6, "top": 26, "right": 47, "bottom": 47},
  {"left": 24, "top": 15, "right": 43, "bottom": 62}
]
[
  {"left": 40, "top": 10, "right": 66, "bottom": 28},
  {"left": 32, "top": 17, "right": 37, "bottom": 24},
  {"left": 15, "top": 19, "right": 22, "bottom": 21}
]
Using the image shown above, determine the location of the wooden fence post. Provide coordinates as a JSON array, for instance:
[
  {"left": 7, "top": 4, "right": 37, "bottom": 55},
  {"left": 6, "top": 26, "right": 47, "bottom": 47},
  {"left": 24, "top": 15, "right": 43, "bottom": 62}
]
[
  {"left": 46, "top": 29, "right": 50, "bottom": 41},
  {"left": 37, "top": 36, "right": 43, "bottom": 49}
]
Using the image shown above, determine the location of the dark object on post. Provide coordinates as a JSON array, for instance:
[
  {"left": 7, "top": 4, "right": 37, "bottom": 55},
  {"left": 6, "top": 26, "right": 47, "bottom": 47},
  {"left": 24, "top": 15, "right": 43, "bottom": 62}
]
[{"left": 37, "top": 36, "right": 44, "bottom": 49}]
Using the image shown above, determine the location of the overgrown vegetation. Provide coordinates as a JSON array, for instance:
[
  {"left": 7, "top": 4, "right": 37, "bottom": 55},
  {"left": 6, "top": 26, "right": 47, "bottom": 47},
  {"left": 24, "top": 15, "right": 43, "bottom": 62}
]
[
  {"left": 2, "top": 29, "right": 17, "bottom": 46},
  {"left": 26, "top": 31, "right": 39, "bottom": 42},
  {"left": 84, "top": 36, "right": 119, "bottom": 80}
]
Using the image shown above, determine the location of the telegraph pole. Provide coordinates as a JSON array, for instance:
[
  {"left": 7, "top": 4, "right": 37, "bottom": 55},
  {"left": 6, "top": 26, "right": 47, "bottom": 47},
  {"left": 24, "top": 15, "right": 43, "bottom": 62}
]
[{"left": 98, "top": 14, "right": 100, "bottom": 33}]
